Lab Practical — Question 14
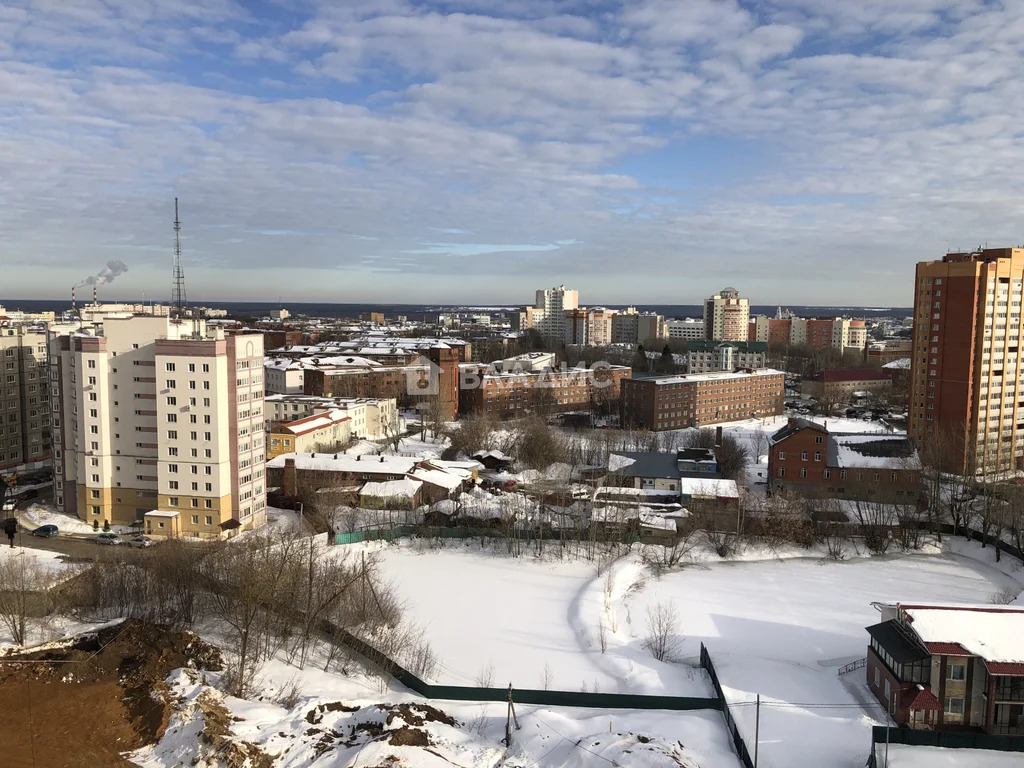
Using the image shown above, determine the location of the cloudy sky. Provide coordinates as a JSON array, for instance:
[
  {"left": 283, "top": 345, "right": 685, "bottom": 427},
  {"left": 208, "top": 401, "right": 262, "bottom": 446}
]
[{"left": 2, "top": 0, "right": 1023, "bottom": 306}]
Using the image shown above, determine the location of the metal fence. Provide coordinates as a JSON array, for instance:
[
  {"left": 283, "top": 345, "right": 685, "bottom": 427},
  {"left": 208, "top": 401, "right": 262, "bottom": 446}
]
[
  {"left": 700, "top": 643, "right": 755, "bottom": 768},
  {"left": 322, "top": 615, "right": 722, "bottom": 711},
  {"left": 334, "top": 525, "right": 641, "bottom": 546},
  {"left": 870, "top": 725, "right": 1024, "bottom": 757}
]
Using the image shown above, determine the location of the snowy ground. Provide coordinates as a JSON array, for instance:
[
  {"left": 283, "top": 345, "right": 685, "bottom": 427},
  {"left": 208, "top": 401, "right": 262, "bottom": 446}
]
[
  {"left": 624, "top": 542, "right": 1022, "bottom": 768},
  {"left": 0, "top": 541, "right": 70, "bottom": 577},
  {"left": 353, "top": 541, "right": 715, "bottom": 697},
  {"left": 338, "top": 538, "right": 1021, "bottom": 768},
  {"left": 17, "top": 503, "right": 136, "bottom": 535},
  {"left": 879, "top": 744, "right": 1024, "bottom": 767},
  {"left": 134, "top": 653, "right": 743, "bottom": 768},
  {"left": 0, "top": 547, "right": 85, "bottom": 650}
]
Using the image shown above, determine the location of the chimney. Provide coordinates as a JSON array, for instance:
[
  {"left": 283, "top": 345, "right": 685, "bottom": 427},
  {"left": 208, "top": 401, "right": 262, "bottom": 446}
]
[
  {"left": 93, "top": 284, "right": 97, "bottom": 306},
  {"left": 71, "top": 286, "right": 76, "bottom": 313},
  {"left": 284, "top": 457, "right": 297, "bottom": 497},
  {"left": 715, "top": 425, "right": 723, "bottom": 448},
  {"left": 356, "top": 454, "right": 361, "bottom": 461}
]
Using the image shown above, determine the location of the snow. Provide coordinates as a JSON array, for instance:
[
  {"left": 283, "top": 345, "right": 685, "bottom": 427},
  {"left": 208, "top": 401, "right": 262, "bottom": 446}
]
[
  {"left": 361, "top": 478, "right": 422, "bottom": 499},
  {"left": 832, "top": 433, "right": 921, "bottom": 469},
  {"left": 0, "top": 544, "right": 68, "bottom": 578},
  {"left": 880, "top": 744, "right": 1024, "bottom": 767},
  {"left": 608, "top": 454, "right": 636, "bottom": 472},
  {"left": 410, "top": 467, "right": 464, "bottom": 491},
  {"left": 901, "top": 604, "right": 1024, "bottom": 664},
  {"left": 624, "top": 544, "right": 1023, "bottom": 768},
  {"left": 267, "top": 452, "right": 418, "bottom": 474},
  {"left": 679, "top": 476, "right": 739, "bottom": 499},
  {"left": 351, "top": 543, "right": 715, "bottom": 698},
  {"left": 18, "top": 504, "right": 135, "bottom": 534}
]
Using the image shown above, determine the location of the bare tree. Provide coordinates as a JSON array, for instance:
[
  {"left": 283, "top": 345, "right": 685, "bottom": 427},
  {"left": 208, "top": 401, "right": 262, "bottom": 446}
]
[
  {"left": 0, "top": 553, "right": 52, "bottom": 646},
  {"left": 643, "top": 600, "right": 681, "bottom": 662}
]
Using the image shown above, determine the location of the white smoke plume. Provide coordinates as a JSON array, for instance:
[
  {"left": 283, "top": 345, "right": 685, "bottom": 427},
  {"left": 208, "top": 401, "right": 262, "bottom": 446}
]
[{"left": 74, "top": 260, "right": 129, "bottom": 288}]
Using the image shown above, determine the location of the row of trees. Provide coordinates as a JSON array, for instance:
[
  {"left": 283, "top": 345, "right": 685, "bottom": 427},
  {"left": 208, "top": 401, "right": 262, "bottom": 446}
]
[{"left": 56, "top": 532, "right": 436, "bottom": 696}]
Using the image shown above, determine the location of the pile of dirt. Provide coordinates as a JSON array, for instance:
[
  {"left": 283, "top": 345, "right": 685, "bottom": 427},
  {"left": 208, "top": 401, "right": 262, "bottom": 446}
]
[{"left": 0, "top": 619, "right": 222, "bottom": 768}]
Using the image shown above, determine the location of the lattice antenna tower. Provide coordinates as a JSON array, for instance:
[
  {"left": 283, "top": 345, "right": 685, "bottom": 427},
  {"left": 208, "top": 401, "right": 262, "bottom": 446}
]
[{"left": 171, "top": 197, "right": 187, "bottom": 318}]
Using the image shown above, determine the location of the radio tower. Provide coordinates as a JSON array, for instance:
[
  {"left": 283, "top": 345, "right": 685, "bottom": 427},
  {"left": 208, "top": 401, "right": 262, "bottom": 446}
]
[{"left": 171, "top": 197, "right": 187, "bottom": 318}]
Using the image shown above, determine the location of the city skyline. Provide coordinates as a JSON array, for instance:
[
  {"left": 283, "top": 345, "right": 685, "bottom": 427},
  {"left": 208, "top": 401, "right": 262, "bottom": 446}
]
[{"left": 4, "top": 1, "right": 1024, "bottom": 303}]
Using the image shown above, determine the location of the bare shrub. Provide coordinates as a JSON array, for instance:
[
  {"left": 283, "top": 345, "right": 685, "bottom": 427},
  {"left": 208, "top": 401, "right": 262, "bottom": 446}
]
[
  {"left": 475, "top": 661, "right": 495, "bottom": 688},
  {"left": 643, "top": 600, "right": 681, "bottom": 662},
  {"left": 990, "top": 586, "right": 1020, "bottom": 605},
  {"left": 541, "top": 663, "right": 554, "bottom": 691},
  {"left": 0, "top": 554, "right": 53, "bottom": 646},
  {"left": 275, "top": 676, "right": 303, "bottom": 710}
]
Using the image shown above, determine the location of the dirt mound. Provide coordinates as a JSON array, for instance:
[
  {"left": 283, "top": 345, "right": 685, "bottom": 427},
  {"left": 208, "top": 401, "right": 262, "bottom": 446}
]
[{"left": 0, "top": 619, "right": 222, "bottom": 768}]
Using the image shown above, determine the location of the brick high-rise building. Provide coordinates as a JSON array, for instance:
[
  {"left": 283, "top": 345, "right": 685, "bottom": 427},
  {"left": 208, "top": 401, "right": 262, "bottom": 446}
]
[
  {"left": 909, "top": 248, "right": 1024, "bottom": 474},
  {"left": 50, "top": 316, "right": 266, "bottom": 537}
]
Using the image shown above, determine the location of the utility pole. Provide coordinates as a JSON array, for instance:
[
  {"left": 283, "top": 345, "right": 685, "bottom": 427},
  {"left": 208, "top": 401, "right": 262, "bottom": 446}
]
[
  {"left": 503, "top": 683, "right": 520, "bottom": 747},
  {"left": 754, "top": 693, "right": 760, "bottom": 768},
  {"left": 884, "top": 689, "right": 893, "bottom": 767}
]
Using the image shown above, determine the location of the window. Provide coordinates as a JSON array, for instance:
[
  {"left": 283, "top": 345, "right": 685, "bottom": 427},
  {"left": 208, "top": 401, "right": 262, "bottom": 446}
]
[
  {"left": 168, "top": 464, "right": 178, "bottom": 473},
  {"left": 777, "top": 467, "right": 785, "bottom": 478},
  {"left": 191, "top": 515, "right": 199, "bottom": 524},
  {"left": 944, "top": 697, "right": 964, "bottom": 716},
  {"left": 778, "top": 450, "right": 786, "bottom": 460},
  {"left": 948, "top": 663, "right": 966, "bottom": 681},
  {"left": 874, "top": 668, "right": 880, "bottom": 687},
  {"left": 169, "top": 481, "right": 178, "bottom": 490},
  {"left": 169, "top": 497, "right": 179, "bottom": 506},
  {"left": 814, "top": 435, "right": 823, "bottom": 444},
  {"left": 205, "top": 514, "right": 212, "bottom": 524},
  {"left": 801, "top": 451, "right": 808, "bottom": 461},
  {"left": 167, "top": 414, "right": 177, "bottom": 423},
  {"left": 799, "top": 468, "right": 807, "bottom": 478},
  {"left": 202, "top": 364, "right": 209, "bottom": 373},
  {"left": 884, "top": 679, "right": 890, "bottom": 701},
  {"left": 814, "top": 451, "right": 821, "bottom": 461},
  {"left": 188, "top": 363, "right": 195, "bottom": 372},
  {"left": 824, "top": 468, "right": 831, "bottom": 479}
]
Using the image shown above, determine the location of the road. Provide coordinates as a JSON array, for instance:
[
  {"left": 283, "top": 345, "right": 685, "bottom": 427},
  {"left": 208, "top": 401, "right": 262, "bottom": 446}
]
[{"left": 3, "top": 526, "right": 153, "bottom": 562}]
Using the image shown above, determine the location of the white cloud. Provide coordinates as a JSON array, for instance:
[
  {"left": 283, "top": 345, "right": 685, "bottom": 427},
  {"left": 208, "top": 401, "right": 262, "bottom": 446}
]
[{"left": 3, "top": 0, "right": 1024, "bottom": 304}]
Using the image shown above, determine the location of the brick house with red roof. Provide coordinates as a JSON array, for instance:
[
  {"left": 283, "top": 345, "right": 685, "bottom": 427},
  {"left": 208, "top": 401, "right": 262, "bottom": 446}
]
[{"left": 865, "top": 603, "right": 1024, "bottom": 734}]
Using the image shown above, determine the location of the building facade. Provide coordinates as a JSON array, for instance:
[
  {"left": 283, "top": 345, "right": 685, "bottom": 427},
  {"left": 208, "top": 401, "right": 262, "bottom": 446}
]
[
  {"left": 666, "top": 319, "right": 706, "bottom": 341},
  {"left": 459, "top": 365, "right": 631, "bottom": 419},
  {"left": 750, "top": 316, "right": 867, "bottom": 353},
  {"left": 620, "top": 369, "right": 785, "bottom": 430},
  {"left": 909, "top": 248, "right": 1024, "bottom": 474},
  {"left": 767, "top": 418, "right": 920, "bottom": 503},
  {"left": 49, "top": 316, "right": 266, "bottom": 537},
  {"left": 534, "top": 285, "right": 579, "bottom": 340},
  {"left": 800, "top": 368, "right": 893, "bottom": 403},
  {"left": 866, "top": 603, "right": 1024, "bottom": 735},
  {"left": 684, "top": 341, "right": 768, "bottom": 374},
  {"left": 0, "top": 325, "right": 50, "bottom": 471},
  {"left": 704, "top": 288, "right": 750, "bottom": 342}
]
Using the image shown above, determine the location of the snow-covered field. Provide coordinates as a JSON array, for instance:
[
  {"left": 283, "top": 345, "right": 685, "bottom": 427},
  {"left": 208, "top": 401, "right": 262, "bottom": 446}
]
[
  {"left": 0, "top": 541, "right": 69, "bottom": 577},
  {"left": 347, "top": 538, "right": 1021, "bottom": 768},
  {"left": 625, "top": 545, "right": 1022, "bottom": 768},
  {"left": 360, "top": 542, "right": 714, "bottom": 697}
]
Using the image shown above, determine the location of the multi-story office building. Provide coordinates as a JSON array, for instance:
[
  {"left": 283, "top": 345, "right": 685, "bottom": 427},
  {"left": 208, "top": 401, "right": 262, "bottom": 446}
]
[
  {"left": 703, "top": 288, "right": 750, "bottom": 341},
  {"left": 533, "top": 285, "right": 578, "bottom": 340},
  {"left": 0, "top": 325, "right": 51, "bottom": 471},
  {"left": 909, "top": 248, "right": 1024, "bottom": 474},
  {"left": 621, "top": 369, "right": 785, "bottom": 430},
  {"left": 684, "top": 341, "right": 768, "bottom": 374},
  {"left": 50, "top": 315, "right": 266, "bottom": 537},
  {"left": 666, "top": 318, "right": 706, "bottom": 341}
]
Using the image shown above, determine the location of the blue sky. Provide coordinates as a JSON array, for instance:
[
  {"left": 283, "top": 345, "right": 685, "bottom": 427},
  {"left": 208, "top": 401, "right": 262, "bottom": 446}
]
[{"left": 2, "top": 0, "right": 1024, "bottom": 305}]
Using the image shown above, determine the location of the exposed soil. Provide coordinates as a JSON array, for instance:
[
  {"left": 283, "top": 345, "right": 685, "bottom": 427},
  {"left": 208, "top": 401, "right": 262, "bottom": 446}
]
[{"left": 0, "top": 619, "right": 222, "bottom": 768}]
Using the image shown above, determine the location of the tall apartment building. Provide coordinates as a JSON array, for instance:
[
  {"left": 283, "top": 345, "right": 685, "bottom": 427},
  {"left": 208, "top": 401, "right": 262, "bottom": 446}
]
[
  {"left": 703, "top": 288, "right": 750, "bottom": 341},
  {"left": 909, "top": 248, "right": 1024, "bottom": 474},
  {"left": 534, "top": 285, "right": 578, "bottom": 339},
  {"left": 0, "top": 325, "right": 51, "bottom": 471},
  {"left": 50, "top": 315, "right": 267, "bottom": 537}
]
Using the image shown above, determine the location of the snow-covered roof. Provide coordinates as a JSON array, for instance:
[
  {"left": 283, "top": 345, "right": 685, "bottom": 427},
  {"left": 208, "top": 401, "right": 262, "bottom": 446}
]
[
  {"left": 299, "top": 355, "right": 382, "bottom": 368},
  {"left": 360, "top": 479, "right": 423, "bottom": 499},
  {"left": 278, "top": 409, "right": 350, "bottom": 436},
  {"left": 679, "top": 477, "right": 739, "bottom": 499},
  {"left": 145, "top": 509, "right": 180, "bottom": 518},
  {"left": 267, "top": 452, "right": 417, "bottom": 475},
  {"left": 882, "top": 358, "right": 912, "bottom": 369},
  {"left": 831, "top": 434, "right": 920, "bottom": 469},
  {"left": 646, "top": 368, "right": 785, "bottom": 386},
  {"left": 901, "top": 604, "right": 1024, "bottom": 669},
  {"left": 410, "top": 468, "right": 464, "bottom": 491}
]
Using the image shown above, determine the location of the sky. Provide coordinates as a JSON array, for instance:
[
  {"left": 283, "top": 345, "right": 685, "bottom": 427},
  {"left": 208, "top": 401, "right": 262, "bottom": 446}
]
[{"left": 2, "top": 0, "right": 1024, "bottom": 306}]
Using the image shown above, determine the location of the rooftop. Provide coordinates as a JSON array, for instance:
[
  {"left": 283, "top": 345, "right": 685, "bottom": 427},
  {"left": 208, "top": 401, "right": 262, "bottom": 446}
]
[{"left": 901, "top": 604, "right": 1024, "bottom": 671}]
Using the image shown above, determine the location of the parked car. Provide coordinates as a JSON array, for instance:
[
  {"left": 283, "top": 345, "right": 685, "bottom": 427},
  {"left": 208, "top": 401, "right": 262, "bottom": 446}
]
[
  {"left": 95, "top": 533, "right": 122, "bottom": 545},
  {"left": 31, "top": 525, "right": 58, "bottom": 538},
  {"left": 1, "top": 498, "right": 17, "bottom": 512},
  {"left": 128, "top": 535, "right": 154, "bottom": 548}
]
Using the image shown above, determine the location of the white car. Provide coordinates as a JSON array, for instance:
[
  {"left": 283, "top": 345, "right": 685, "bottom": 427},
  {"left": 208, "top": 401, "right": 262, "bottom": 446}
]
[{"left": 1, "top": 499, "right": 16, "bottom": 512}]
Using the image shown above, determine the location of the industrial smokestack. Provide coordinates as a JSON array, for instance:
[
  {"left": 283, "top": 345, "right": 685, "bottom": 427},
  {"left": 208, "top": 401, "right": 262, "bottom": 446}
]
[
  {"left": 93, "top": 284, "right": 97, "bottom": 306},
  {"left": 71, "top": 286, "right": 76, "bottom": 312}
]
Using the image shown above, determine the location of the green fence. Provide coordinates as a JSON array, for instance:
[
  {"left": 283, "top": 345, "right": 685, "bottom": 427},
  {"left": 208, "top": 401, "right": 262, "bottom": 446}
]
[
  {"left": 701, "top": 644, "right": 755, "bottom": 768},
  {"left": 871, "top": 726, "right": 1024, "bottom": 756},
  {"left": 334, "top": 525, "right": 640, "bottom": 546},
  {"left": 320, "top": 616, "right": 721, "bottom": 712}
]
